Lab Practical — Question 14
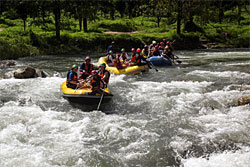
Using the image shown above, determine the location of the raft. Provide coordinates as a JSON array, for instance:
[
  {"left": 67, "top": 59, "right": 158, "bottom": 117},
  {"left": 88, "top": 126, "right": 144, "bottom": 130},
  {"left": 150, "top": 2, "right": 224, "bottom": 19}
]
[
  {"left": 147, "top": 56, "right": 172, "bottom": 66},
  {"left": 60, "top": 81, "right": 113, "bottom": 104},
  {"left": 98, "top": 57, "right": 149, "bottom": 75}
]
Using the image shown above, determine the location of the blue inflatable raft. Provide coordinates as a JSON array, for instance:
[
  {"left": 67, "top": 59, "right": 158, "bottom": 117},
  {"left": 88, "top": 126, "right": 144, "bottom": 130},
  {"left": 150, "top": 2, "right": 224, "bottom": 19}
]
[{"left": 147, "top": 56, "right": 172, "bottom": 66}]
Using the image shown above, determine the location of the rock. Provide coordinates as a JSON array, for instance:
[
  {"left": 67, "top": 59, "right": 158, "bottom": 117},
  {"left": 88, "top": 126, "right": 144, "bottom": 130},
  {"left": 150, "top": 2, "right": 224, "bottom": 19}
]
[
  {"left": 14, "top": 66, "right": 36, "bottom": 79},
  {"left": 13, "top": 66, "right": 48, "bottom": 79},
  {"left": 0, "top": 61, "right": 16, "bottom": 68},
  {"left": 237, "top": 96, "right": 250, "bottom": 106},
  {"left": 35, "top": 69, "right": 47, "bottom": 78}
]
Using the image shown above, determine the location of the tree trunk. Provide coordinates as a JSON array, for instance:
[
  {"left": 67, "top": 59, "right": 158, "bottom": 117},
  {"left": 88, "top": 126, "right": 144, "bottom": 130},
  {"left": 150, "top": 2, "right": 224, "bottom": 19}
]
[
  {"left": 41, "top": 2, "right": 46, "bottom": 26},
  {"left": 83, "top": 17, "right": 87, "bottom": 32},
  {"left": 110, "top": 10, "right": 115, "bottom": 20},
  {"left": 177, "top": 0, "right": 182, "bottom": 35},
  {"left": 54, "top": 0, "right": 61, "bottom": 40},
  {"left": 78, "top": 17, "right": 82, "bottom": 31},
  {"left": 23, "top": 19, "right": 26, "bottom": 31},
  {"left": 157, "top": 16, "right": 160, "bottom": 28},
  {"left": 218, "top": 1, "right": 223, "bottom": 24},
  {"left": 237, "top": 2, "right": 241, "bottom": 25}
]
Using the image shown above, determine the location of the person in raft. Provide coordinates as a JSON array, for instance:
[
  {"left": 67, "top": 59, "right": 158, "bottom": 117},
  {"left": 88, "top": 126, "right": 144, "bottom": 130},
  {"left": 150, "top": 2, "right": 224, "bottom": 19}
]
[
  {"left": 135, "top": 48, "right": 148, "bottom": 66},
  {"left": 119, "top": 48, "right": 129, "bottom": 66},
  {"left": 66, "top": 64, "right": 81, "bottom": 89},
  {"left": 129, "top": 48, "right": 137, "bottom": 66},
  {"left": 106, "top": 50, "right": 115, "bottom": 66},
  {"left": 106, "top": 41, "right": 115, "bottom": 55},
  {"left": 79, "top": 56, "right": 93, "bottom": 80},
  {"left": 89, "top": 70, "right": 109, "bottom": 95},
  {"left": 98, "top": 63, "right": 110, "bottom": 88}
]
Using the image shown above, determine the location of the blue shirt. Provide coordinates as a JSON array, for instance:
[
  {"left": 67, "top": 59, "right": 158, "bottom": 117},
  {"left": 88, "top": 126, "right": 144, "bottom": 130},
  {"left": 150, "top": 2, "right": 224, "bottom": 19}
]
[
  {"left": 106, "top": 45, "right": 113, "bottom": 55},
  {"left": 68, "top": 72, "right": 75, "bottom": 82}
]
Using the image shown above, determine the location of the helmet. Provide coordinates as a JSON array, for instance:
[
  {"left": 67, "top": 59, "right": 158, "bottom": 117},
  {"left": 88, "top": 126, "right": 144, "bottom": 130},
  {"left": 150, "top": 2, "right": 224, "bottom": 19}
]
[
  {"left": 71, "top": 64, "right": 78, "bottom": 70},
  {"left": 100, "top": 63, "right": 106, "bottom": 68},
  {"left": 155, "top": 45, "right": 158, "bottom": 49},
  {"left": 85, "top": 56, "right": 91, "bottom": 60},
  {"left": 131, "top": 48, "right": 135, "bottom": 52},
  {"left": 144, "top": 45, "right": 148, "bottom": 48},
  {"left": 160, "top": 42, "right": 163, "bottom": 45},
  {"left": 91, "top": 70, "right": 97, "bottom": 75},
  {"left": 121, "top": 48, "right": 125, "bottom": 52},
  {"left": 136, "top": 48, "right": 141, "bottom": 53},
  {"left": 109, "top": 50, "right": 113, "bottom": 54},
  {"left": 152, "top": 41, "right": 156, "bottom": 44},
  {"left": 166, "top": 41, "right": 170, "bottom": 44},
  {"left": 165, "top": 46, "right": 169, "bottom": 49},
  {"left": 111, "top": 41, "right": 115, "bottom": 44}
]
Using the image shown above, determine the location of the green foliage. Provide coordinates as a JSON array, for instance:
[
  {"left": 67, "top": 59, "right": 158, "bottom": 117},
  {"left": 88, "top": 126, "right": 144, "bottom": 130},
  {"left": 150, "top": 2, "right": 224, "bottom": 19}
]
[
  {"left": 0, "top": 1, "right": 249, "bottom": 60},
  {"left": 91, "top": 19, "right": 137, "bottom": 32}
]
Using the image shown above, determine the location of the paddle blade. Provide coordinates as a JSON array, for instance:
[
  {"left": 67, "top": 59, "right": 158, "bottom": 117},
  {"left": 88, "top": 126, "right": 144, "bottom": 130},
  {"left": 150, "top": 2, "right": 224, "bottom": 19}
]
[{"left": 177, "top": 60, "right": 182, "bottom": 64}]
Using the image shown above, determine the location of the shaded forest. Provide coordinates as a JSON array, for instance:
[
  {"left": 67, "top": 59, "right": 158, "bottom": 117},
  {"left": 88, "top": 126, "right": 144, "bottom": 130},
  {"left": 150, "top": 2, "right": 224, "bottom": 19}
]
[{"left": 0, "top": 0, "right": 249, "bottom": 60}]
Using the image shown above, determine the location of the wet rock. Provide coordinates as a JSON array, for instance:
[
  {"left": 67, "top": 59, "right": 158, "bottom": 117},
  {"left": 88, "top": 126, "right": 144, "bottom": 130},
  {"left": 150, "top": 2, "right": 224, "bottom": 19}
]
[
  {"left": 0, "top": 73, "right": 9, "bottom": 79},
  {"left": 14, "top": 66, "right": 36, "bottom": 79},
  {"left": 13, "top": 66, "right": 48, "bottom": 79},
  {"left": 237, "top": 96, "right": 250, "bottom": 106},
  {"left": 0, "top": 61, "right": 16, "bottom": 68},
  {"left": 35, "top": 69, "right": 47, "bottom": 78}
]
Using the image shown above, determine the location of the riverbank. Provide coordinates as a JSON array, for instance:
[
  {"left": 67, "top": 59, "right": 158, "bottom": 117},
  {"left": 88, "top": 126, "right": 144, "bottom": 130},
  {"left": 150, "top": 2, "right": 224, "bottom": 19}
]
[{"left": 1, "top": 16, "right": 249, "bottom": 60}]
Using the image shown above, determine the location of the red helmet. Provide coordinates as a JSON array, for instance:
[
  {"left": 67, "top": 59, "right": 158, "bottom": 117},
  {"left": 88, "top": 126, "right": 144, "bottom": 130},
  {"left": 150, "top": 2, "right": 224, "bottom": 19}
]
[
  {"left": 155, "top": 45, "right": 159, "bottom": 49},
  {"left": 160, "top": 42, "right": 163, "bottom": 45},
  {"left": 136, "top": 48, "right": 141, "bottom": 53},
  {"left": 91, "top": 70, "right": 97, "bottom": 75},
  {"left": 85, "top": 56, "right": 91, "bottom": 60},
  {"left": 166, "top": 41, "right": 170, "bottom": 44},
  {"left": 131, "top": 48, "right": 135, "bottom": 52}
]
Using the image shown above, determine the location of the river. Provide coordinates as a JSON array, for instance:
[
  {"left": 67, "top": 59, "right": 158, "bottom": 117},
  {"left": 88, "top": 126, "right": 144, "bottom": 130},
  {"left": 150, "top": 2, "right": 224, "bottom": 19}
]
[{"left": 0, "top": 50, "right": 250, "bottom": 167}]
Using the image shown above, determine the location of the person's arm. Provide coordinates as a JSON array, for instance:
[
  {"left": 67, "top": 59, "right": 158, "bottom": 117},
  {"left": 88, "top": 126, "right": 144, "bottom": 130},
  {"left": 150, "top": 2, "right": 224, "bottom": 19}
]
[{"left": 79, "top": 63, "right": 85, "bottom": 74}]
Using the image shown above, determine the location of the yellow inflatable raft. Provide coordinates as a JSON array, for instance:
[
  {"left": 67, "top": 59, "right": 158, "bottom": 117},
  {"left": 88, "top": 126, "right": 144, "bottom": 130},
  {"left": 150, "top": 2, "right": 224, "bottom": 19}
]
[
  {"left": 60, "top": 81, "right": 113, "bottom": 104},
  {"left": 98, "top": 57, "right": 149, "bottom": 75}
]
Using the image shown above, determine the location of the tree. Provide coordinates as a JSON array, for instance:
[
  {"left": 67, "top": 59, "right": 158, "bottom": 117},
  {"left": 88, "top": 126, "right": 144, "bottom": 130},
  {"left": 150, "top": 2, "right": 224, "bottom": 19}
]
[
  {"left": 16, "top": 0, "right": 33, "bottom": 31},
  {"left": 67, "top": 0, "right": 99, "bottom": 32}
]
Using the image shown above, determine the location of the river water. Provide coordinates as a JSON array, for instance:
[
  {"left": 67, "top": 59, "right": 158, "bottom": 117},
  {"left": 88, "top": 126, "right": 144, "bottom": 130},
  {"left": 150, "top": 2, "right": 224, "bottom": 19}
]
[{"left": 0, "top": 50, "right": 250, "bottom": 167}]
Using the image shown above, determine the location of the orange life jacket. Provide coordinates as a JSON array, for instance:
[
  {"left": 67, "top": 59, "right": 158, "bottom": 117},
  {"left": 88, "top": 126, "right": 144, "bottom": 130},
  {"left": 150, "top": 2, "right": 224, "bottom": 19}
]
[
  {"left": 91, "top": 77, "right": 101, "bottom": 91},
  {"left": 106, "top": 54, "right": 113, "bottom": 63},
  {"left": 135, "top": 54, "right": 141, "bottom": 63},
  {"left": 81, "top": 63, "right": 93, "bottom": 75},
  {"left": 131, "top": 55, "right": 136, "bottom": 63},
  {"left": 66, "top": 71, "right": 78, "bottom": 85},
  {"left": 98, "top": 70, "right": 110, "bottom": 84}
]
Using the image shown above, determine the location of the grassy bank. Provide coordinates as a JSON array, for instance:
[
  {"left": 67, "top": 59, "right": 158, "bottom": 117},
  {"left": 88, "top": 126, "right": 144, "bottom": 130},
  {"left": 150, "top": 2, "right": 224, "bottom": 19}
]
[{"left": 0, "top": 9, "right": 250, "bottom": 60}]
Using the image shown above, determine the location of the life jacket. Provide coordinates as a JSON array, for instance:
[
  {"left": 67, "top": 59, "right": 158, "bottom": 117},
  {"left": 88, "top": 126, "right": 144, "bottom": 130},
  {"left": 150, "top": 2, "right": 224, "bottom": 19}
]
[
  {"left": 66, "top": 71, "right": 78, "bottom": 85},
  {"left": 106, "top": 54, "right": 113, "bottom": 63},
  {"left": 121, "top": 53, "right": 128, "bottom": 61},
  {"left": 98, "top": 70, "right": 110, "bottom": 84},
  {"left": 153, "top": 49, "right": 160, "bottom": 56},
  {"left": 142, "top": 49, "right": 148, "bottom": 56},
  {"left": 135, "top": 53, "right": 141, "bottom": 63},
  {"left": 81, "top": 63, "right": 93, "bottom": 75},
  {"left": 130, "top": 54, "right": 136, "bottom": 63},
  {"left": 91, "top": 76, "right": 101, "bottom": 91}
]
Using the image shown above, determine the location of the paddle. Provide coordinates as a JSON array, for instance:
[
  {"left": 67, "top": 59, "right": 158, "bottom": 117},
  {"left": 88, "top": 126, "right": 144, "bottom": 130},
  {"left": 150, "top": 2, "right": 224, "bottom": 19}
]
[
  {"left": 173, "top": 54, "right": 182, "bottom": 64},
  {"left": 97, "top": 92, "right": 104, "bottom": 111},
  {"left": 149, "top": 61, "right": 158, "bottom": 72},
  {"left": 74, "top": 84, "right": 79, "bottom": 92}
]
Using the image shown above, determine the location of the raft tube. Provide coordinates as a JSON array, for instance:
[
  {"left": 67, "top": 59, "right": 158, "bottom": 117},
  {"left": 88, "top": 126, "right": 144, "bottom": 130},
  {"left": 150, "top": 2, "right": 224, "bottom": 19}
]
[
  {"left": 147, "top": 56, "right": 172, "bottom": 66},
  {"left": 98, "top": 57, "right": 149, "bottom": 75},
  {"left": 60, "top": 81, "right": 113, "bottom": 104}
]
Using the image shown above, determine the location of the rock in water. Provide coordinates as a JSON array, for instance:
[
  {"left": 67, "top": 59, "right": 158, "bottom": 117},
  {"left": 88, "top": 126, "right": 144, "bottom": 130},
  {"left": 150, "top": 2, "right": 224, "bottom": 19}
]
[
  {"left": 35, "top": 69, "right": 47, "bottom": 78},
  {"left": 237, "top": 96, "right": 250, "bottom": 106},
  {"left": 14, "top": 66, "right": 36, "bottom": 79}
]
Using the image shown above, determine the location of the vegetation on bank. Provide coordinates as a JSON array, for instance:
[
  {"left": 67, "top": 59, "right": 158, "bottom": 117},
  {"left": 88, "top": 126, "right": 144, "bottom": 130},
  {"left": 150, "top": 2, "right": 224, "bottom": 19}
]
[{"left": 0, "top": 0, "right": 249, "bottom": 60}]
